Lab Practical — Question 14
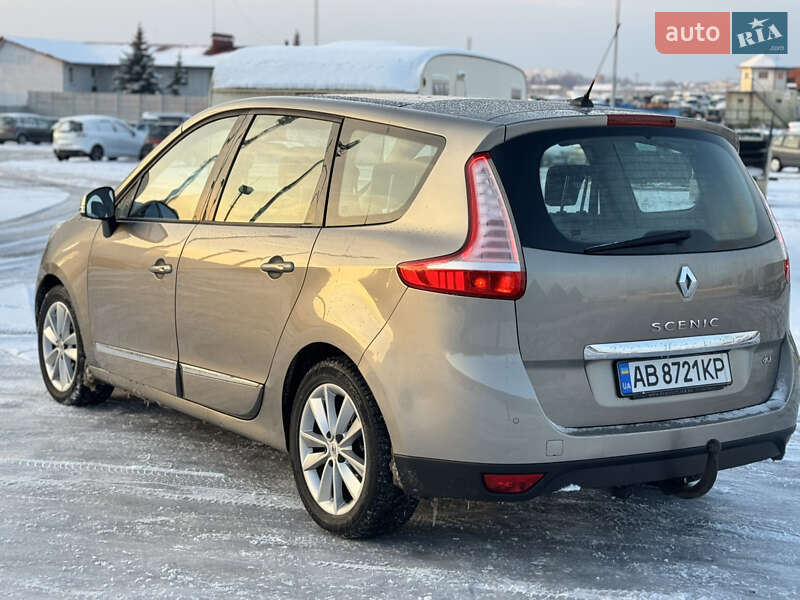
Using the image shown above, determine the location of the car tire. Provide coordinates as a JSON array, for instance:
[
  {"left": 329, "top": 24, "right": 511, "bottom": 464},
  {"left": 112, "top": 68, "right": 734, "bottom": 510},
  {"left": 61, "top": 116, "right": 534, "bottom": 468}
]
[
  {"left": 17, "top": 133, "right": 27, "bottom": 144},
  {"left": 770, "top": 157, "right": 783, "bottom": 172},
  {"left": 289, "top": 357, "right": 418, "bottom": 538},
  {"left": 107, "top": 157, "right": 118, "bottom": 161},
  {"left": 89, "top": 145, "right": 104, "bottom": 161},
  {"left": 37, "top": 286, "right": 113, "bottom": 406},
  {"left": 56, "top": 153, "right": 66, "bottom": 162}
]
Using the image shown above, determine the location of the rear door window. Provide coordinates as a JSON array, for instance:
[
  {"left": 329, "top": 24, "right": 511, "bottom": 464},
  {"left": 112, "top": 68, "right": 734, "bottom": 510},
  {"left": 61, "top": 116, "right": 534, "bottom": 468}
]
[
  {"left": 327, "top": 120, "right": 444, "bottom": 226},
  {"left": 213, "top": 114, "right": 336, "bottom": 225},
  {"left": 492, "top": 127, "right": 774, "bottom": 254}
]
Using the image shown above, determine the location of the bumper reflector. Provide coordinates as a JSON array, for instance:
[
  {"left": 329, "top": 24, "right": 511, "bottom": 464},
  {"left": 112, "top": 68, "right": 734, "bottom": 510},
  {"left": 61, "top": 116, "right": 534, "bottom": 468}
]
[{"left": 483, "top": 473, "right": 543, "bottom": 494}]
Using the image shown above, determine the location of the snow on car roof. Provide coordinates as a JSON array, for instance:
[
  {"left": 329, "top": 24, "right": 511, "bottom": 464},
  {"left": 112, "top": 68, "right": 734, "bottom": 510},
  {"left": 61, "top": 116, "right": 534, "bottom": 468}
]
[
  {"left": 2, "top": 35, "right": 222, "bottom": 68},
  {"left": 211, "top": 41, "right": 520, "bottom": 92}
]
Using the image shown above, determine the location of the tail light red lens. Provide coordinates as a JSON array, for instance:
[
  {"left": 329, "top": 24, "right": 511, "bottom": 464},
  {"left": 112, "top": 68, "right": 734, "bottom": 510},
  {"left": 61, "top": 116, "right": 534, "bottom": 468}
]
[
  {"left": 396, "top": 153, "right": 526, "bottom": 300},
  {"left": 483, "top": 473, "right": 543, "bottom": 494},
  {"left": 758, "top": 190, "right": 789, "bottom": 284}
]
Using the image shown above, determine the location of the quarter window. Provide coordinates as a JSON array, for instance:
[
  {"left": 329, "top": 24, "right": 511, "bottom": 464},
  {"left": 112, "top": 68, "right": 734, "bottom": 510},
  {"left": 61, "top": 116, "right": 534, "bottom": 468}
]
[
  {"left": 214, "top": 115, "right": 335, "bottom": 225},
  {"left": 128, "top": 117, "right": 237, "bottom": 221},
  {"left": 327, "top": 121, "right": 443, "bottom": 226}
]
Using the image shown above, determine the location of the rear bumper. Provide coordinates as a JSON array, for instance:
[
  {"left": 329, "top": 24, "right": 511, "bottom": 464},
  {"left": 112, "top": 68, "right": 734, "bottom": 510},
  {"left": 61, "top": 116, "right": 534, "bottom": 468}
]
[{"left": 394, "top": 426, "right": 795, "bottom": 500}]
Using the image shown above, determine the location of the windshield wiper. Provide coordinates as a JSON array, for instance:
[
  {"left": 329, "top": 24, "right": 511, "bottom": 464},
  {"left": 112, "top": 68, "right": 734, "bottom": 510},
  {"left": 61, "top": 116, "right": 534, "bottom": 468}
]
[{"left": 583, "top": 230, "right": 692, "bottom": 254}]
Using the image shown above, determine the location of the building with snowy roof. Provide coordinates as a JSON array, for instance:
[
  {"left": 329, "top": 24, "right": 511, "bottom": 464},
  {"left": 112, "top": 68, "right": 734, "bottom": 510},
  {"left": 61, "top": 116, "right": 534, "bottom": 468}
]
[
  {"left": 738, "top": 54, "right": 791, "bottom": 92},
  {"left": 726, "top": 54, "right": 799, "bottom": 128},
  {"left": 0, "top": 33, "right": 236, "bottom": 106},
  {"left": 210, "top": 42, "right": 528, "bottom": 105}
]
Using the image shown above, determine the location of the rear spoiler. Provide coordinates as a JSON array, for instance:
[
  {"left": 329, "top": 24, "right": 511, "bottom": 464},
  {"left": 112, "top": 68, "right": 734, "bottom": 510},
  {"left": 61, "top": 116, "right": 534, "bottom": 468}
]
[{"left": 502, "top": 114, "right": 739, "bottom": 151}]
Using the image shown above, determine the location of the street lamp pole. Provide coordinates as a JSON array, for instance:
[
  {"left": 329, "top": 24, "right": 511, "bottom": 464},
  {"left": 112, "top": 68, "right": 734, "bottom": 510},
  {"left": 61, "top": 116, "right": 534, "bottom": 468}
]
[
  {"left": 611, "top": 0, "right": 620, "bottom": 107},
  {"left": 314, "top": 0, "right": 319, "bottom": 45}
]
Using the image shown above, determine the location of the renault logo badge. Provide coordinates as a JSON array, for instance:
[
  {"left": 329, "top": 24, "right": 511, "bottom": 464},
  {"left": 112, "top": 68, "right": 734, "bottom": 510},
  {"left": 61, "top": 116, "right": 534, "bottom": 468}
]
[{"left": 677, "top": 265, "right": 698, "bottom": 300}]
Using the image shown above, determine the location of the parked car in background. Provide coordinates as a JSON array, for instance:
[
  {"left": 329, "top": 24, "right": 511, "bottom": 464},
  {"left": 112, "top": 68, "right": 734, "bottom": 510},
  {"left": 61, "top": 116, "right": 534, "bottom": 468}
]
[
  {"left": 770, "top": 133, "right": 800, "bottom": 172},
  {"left": 135, "top": 112, "right": 190, "bottom": 158},
  {"left": 35, "top": 96, "right": 798, "bottom": 538},
  {"left": 52, "top": 115, "right": 146, "bottom": 161},
  {"left": 0, "top": 112, "right": 57, "bottom": 144}
]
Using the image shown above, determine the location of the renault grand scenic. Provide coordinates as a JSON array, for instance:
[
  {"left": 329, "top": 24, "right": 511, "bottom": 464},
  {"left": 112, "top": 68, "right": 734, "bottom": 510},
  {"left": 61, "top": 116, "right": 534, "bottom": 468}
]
[{"left": 36, "top": 96, "right": 798, "bottom": 537}]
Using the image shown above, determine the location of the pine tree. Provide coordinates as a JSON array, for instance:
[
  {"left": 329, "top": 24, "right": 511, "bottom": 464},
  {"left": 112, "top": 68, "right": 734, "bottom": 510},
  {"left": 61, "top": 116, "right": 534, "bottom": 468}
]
[
  {"left": 293, "top": 30, "right": 301, "bottom": 46},
  {"left": 166, "top": 53, "right": 188, "bottom": 96},
  {"left": 114, "top": 25, "right": 160, "bottom": 94}
]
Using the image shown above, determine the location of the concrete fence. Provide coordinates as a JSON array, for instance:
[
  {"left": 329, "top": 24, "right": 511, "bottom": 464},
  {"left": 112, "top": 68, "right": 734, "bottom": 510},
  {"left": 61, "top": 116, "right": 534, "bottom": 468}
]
[{"left": 23, "top": 91, "right": 209, "bottom": 121}]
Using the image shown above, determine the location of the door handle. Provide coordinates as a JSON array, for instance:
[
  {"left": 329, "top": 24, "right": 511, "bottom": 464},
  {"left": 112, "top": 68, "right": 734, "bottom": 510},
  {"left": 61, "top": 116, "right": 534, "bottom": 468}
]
[
  {"left": 149, "top": 259, "right": 173, "bottom": 277},
  {"left": 260, "top": 256, "right": 294, "bottom": 279}
]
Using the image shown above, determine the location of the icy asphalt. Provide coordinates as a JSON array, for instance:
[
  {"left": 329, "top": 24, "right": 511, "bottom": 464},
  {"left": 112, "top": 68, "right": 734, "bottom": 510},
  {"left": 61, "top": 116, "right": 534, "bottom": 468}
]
[{"left": 0, "top": 144, "right": 798, "bottom": 600}]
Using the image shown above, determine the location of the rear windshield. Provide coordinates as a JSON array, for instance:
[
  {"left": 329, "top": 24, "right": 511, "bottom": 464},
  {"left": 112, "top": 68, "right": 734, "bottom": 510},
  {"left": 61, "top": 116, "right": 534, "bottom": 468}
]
[
  {"left": 491, "top": 127, "right": 774, "bottom": 254},
  {"left": 0, "top": 116, "right": 14, "bottom": 126},
  {"left": 56, "top": 120, "right": 83, "bottom": 133}
]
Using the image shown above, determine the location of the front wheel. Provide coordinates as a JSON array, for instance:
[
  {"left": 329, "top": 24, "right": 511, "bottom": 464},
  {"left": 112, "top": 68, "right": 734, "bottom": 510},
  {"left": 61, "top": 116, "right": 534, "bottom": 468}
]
[
  {"left": 289, "top": 358, "right": 418, "bottom": 538},
  {"left": 17, "top": 133, "right": 28, "bottom": 144},
  {"left": 37, "top": 286, "right": 113, "bottom": 406},
  {"left": 770, "top": 157, "right": 783, "bottom": 172}
]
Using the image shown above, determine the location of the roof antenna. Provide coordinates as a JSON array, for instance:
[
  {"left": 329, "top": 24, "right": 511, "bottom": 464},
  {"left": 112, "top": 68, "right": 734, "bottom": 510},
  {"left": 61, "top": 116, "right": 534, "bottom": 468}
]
[{"left": 570, "top": 22, "right": 621, "bottom": 108}]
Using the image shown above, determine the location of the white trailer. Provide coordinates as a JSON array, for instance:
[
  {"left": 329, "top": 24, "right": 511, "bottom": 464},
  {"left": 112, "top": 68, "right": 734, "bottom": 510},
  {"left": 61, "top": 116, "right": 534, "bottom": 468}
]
[{"left": 210, "top": 41, "right": 527, "bottom": 104}]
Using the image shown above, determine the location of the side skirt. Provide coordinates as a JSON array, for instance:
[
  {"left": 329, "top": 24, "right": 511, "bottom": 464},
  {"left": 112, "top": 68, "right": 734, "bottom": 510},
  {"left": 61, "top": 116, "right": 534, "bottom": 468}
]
[{"left": 86, "top": 365, "right": 278, "bottom": 449}]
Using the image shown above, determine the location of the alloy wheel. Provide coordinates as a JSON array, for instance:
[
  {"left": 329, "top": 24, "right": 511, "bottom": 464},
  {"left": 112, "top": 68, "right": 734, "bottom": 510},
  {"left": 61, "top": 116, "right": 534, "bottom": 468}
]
[
  {"left": 41, "top": 301, "right": 78, "bottom": 392},
  {"left": 298, "top": 383, "right": 366, "bottom": 515}
]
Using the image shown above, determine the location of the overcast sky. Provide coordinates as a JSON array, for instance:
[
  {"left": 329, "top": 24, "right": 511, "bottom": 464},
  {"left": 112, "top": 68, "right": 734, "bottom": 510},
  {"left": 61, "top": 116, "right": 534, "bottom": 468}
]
[{"left": 1, "top": 0, "right": 798, "bottom": 81}]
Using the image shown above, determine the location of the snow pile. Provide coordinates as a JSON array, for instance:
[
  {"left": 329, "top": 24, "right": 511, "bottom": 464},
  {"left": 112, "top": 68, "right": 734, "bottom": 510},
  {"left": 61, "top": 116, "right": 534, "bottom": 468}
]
[
  {"left": 0, "top": 157, "right": 136, "bottom": 190},
  {"left": 0, "top": 182, "right": 67, "bottom": 222},
  {"left": 212, "top": 41, "right": 494, "bottom": 92}
]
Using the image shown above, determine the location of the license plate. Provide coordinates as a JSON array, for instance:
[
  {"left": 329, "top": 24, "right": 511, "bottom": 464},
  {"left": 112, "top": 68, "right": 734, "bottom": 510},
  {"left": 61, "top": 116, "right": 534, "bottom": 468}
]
[{"left": 616, "top": 352, "right": 732, "bottom": 398}]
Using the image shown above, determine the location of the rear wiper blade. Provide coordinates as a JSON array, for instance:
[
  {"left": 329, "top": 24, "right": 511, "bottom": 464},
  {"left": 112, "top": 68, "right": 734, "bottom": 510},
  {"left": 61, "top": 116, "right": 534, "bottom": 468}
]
[{"left": 583, "top": 230, "right": 692, "bottom": 254}]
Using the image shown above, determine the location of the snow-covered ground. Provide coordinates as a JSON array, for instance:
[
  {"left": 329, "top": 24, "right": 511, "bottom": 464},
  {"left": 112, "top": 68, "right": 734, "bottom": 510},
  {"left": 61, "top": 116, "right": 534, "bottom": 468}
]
[{"left": 0, "top": 144, "right": 798, "bottom": 599}]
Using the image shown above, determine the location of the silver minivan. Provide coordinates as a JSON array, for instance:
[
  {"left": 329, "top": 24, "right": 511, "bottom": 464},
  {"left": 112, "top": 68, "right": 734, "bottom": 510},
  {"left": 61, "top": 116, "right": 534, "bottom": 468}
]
[{"left": 35, "top": 97, "right": 798, "bottom": 537}]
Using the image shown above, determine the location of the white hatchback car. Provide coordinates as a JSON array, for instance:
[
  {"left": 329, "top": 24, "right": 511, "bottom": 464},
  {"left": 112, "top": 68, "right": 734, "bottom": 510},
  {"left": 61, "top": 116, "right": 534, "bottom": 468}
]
[{"left": 53, "top": 115, "right": 146, "bottom": 161}]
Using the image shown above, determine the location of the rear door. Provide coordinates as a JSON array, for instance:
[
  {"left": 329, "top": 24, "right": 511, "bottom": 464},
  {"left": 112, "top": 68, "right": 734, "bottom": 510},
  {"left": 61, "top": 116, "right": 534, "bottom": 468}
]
[
  {"left": 88, "top": 114, "right": 242, "bottom": 394},
  {"left": 174, "top": 112, "right": 339, "bottom": 417},
  {"left": 491, "top": 122, "right": 786, "bottom": 427}
]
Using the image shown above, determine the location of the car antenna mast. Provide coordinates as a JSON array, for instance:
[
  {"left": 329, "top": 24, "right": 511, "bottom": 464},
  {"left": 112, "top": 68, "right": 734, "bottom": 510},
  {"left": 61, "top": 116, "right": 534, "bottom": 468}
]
[{"left": 570, "top": 22, "right": 621, "bottom": 108}]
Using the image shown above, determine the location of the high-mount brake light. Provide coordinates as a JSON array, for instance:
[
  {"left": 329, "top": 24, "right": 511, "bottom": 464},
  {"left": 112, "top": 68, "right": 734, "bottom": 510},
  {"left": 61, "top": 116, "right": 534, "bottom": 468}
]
[
  {"left": 607, "top": 114, "right": 676, "bottom": 127},
  {"left": 396, "top": 153, "right": 525, "bottom": 300}
]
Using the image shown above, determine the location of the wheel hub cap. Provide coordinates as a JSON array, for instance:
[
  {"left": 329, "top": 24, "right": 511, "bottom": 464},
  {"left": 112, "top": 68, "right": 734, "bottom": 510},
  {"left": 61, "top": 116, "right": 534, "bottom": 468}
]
[
  {"left": 41, "top": 301, "right": 78, "bottom": 392},
  {"left": 298, "top": 383, "right": 366, "bottom": 515}
]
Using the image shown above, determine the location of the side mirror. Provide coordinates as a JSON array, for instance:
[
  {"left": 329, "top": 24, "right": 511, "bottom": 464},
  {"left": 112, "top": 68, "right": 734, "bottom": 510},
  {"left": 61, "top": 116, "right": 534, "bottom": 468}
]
[{"left": 81, "top": 186, "right": 117, "bottom": 237}]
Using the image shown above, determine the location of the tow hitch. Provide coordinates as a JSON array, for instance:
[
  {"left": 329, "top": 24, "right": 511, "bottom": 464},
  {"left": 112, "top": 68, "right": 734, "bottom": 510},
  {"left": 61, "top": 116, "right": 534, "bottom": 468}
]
[{"left": 660, "top": 439, "right": 722, "bottom": 499}]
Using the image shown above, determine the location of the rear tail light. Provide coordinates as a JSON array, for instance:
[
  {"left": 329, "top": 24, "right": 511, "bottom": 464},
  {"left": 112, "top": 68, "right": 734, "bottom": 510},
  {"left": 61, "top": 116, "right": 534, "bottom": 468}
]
[
  {"left": 483, "top": 473, "right": 543, "bottom": 494},
  {"left": 758, "top": 191, "right": 789, "bottom": 284},
  {"left": 396, "top": 153, "right": 526, "bottom": 300}
]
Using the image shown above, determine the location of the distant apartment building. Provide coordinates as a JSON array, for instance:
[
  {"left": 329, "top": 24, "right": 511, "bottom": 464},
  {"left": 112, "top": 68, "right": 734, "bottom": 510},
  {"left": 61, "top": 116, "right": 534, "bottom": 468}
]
[
  {"left": 726, "top": 54, "right": 798, "bottom": 128},
  {"left": 0, "top": 33, "right": 236, "bottom": 107}
]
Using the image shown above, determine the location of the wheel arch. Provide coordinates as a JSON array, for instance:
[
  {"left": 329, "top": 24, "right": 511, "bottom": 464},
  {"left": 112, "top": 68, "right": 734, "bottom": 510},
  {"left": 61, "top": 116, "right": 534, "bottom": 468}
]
[
  {"left": 35, "top": 273, "right": 65, "bottom": 317},
  {"left": 281, "top": 342, "right": 354, "bottom": 449}
]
